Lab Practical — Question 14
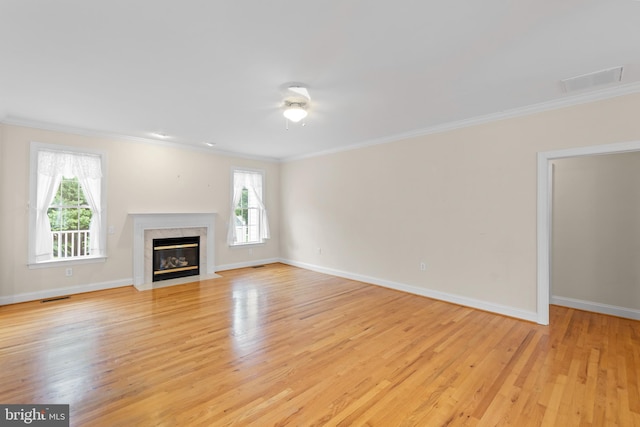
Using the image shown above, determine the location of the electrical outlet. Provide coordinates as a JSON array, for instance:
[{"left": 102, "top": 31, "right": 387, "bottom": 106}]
[
  {"left": 65, "top": 268, "right": 73, "bottom": 277},
  {"left": 420, "top": 262, "right": 426, "bottom": 271}
]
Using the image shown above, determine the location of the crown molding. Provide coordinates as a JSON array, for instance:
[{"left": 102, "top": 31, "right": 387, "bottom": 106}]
[
  {"left": 0, "top": 117, "right": 280, "bottom": 163},
  {"left": 3, "top": 81, "right": 640, "bottom": 163},
  {"left": 282, "top": 81, "right": 640, "bottom": 162}
]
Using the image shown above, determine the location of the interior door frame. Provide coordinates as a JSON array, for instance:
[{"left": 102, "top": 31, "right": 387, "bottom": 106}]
[{"left": 537, "top": 140, "right": 640, "bottom": 325}]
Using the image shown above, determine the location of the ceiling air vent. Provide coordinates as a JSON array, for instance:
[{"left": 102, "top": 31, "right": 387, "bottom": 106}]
[{"left": 561, "top": 66, "right": 623, "bottom": 93}]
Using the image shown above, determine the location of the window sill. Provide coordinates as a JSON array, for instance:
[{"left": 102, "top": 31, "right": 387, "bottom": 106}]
[
  {"left": 229, "top": 241, "right": 265, "bottom": 249},
  {"left": 28, "top": 256, "right": 107, "bottom": 270}
]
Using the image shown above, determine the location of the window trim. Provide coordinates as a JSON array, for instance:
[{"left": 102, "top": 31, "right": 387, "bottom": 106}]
[
  {"left": 28, "top": 142, "right": 108, "bottom": 267},
  {"left": 229, "top": 167, "right": 267, "bottom": 247}
]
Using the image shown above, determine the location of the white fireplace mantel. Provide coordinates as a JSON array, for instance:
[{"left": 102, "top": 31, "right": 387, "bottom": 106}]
[{"left": 130, "top": 213, "right": 216, "bottom": 289}]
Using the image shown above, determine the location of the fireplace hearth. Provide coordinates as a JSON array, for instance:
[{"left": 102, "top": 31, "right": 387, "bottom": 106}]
[{"left": 152, "top": 236, "right": 200, "bottom": 282}]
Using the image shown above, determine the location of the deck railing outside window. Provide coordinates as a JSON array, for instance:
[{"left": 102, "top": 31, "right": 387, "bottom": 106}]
[{"left": 52, "top": 230, "right": 91, "bottom": 258}]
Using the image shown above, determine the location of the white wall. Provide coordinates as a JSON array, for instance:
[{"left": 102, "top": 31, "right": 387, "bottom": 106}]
[
  {"left": 280, "top": 93, "right": 640, "bottom": 320},
  {"left": 0, "top": 124, "right": 279, "bottom": 303},
  {"left": 552, "top": 152, "right": 640, "bottom": 312},
  {"left": 0, "top": 124, "right": 8, "bottom": 295},
  {"left": 3, "top": 93, "right": 640, "bottom": 319}
]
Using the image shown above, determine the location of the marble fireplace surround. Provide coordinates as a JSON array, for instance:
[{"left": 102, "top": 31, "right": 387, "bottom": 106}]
[{"left": 130, "top": 213, "right": 217, "bottom": 290}]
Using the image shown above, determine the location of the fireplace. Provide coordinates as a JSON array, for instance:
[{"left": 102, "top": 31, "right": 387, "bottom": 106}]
[
  {"left": 130, "top": 212, "right": 216, "bottom": 290},
  {"left": 152, "top": 236, "right": 200, "bottom": 282}
]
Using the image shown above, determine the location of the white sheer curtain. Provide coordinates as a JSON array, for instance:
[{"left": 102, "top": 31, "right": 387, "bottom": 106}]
[
  {"left": 227, "top": 171, "right": 247, "bottom": 245},
  {"left": 73, "top": 154, "right": 103, "bottom": 255},
  {"left": 35, "top": 149, "right": 103, "bottom": 261},
  {"left": 35, "top": 151, "right": 62, "bottom": 261},
  {"left": 227, "top": 170, "right": 270, "bottom": 245}
]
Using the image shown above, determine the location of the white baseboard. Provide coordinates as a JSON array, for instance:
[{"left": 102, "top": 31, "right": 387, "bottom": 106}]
[
  {"left": 0, "top": 257, "right": 279, "bottom": 305},
  {"left": 0, "top": 278, "right": 133, "bottom": 306},
  {"left": 216, "top": 258, "right": 281, "bottom": 272},
  {"left": 279, "top": 259, "right": 539, "bottom": 323},
  {"left": 551, "top": 295, "right": 640, "bottom": 321},
  {"left": 1, "top": 259, "right": 546, "bottom": 325}
]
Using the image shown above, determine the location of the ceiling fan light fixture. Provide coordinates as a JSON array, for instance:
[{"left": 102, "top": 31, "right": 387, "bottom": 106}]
[{"left": 283, "top": 103, "right": 308, "bottom": 122}]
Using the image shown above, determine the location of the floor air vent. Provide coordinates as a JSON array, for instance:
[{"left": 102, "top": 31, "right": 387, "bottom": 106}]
[
  {"left": 252, "top": 265, "right": 266, "bottom": 268},
  {"left": 41, "top": 296, "right": 70, "bottom": 303}
]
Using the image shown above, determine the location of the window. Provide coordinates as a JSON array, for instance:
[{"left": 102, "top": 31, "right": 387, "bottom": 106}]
[
  {"left": 48, "top": 176, "right": 93, "bottom": 258},
  {"left": 227, "top": 169, "right": 270, "bottom": 245},
  {"left": 29, "top": 143, "right": 106, "bottom": 264}
]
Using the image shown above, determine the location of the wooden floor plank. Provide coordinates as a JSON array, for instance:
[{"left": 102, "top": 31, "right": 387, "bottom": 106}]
[{"left": 1, "top": 263, "right": 639, "bottom": 426}]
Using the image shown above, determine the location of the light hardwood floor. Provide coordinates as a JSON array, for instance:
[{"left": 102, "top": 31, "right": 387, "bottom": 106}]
[{"left": 1, "top": 263, "right": 639, "bottom": 426}]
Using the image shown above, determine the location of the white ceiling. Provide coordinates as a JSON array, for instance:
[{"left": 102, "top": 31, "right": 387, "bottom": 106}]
[{"left": 1, "top": 1, "right": 639, "bottom": 160}]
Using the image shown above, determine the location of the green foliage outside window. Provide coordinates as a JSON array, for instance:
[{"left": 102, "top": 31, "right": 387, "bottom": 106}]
[{"left": 47, "top": 177, "right": 92, "bottom": 257}]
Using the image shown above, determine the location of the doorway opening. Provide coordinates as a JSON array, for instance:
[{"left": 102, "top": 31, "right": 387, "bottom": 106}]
[{"left": 537, "top": 140, "right": 640, "bottom": 325}]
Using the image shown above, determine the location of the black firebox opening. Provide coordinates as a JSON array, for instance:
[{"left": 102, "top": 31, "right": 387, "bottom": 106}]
[{"left": 152, "top": 236, "right": 200, "bottom": 282}]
